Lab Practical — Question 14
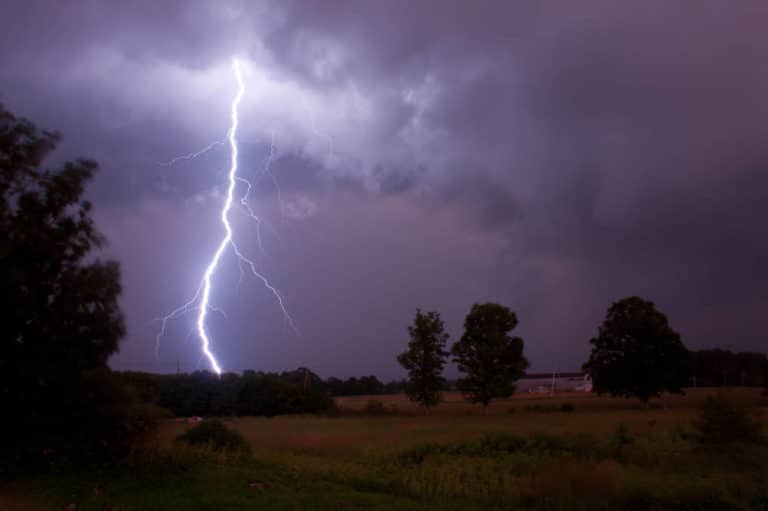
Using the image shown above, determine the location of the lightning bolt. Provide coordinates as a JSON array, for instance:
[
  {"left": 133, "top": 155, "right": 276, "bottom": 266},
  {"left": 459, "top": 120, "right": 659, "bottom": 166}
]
[
  {"left": 156, "top": 138, "right": 226, "bottom": 167},
  {"left": 155, "top": 57, "right": 295, "bottom": 375}
]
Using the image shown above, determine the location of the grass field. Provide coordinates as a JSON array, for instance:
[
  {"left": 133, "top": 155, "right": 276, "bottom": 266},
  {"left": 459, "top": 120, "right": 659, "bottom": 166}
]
[
  {"left": 149, "top": 389, "right": 760, "bottom": 454},
  {"left": 8, "top": 388, "right": 768, "bottom": 510}
]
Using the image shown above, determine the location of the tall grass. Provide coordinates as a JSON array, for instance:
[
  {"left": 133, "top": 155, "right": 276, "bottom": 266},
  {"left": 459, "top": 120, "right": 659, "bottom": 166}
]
[{"left": 29, "top": 388, "right": 768, "bottom": 510}]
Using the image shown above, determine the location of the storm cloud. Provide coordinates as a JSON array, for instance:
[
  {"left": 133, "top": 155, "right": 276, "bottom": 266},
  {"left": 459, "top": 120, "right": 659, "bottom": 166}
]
[{"left": 2, "top": 1, "right": 766, "bottom": 377}]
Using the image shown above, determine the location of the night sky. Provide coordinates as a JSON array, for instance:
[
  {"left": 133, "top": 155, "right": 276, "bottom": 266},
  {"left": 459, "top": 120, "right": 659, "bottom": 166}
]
[{"left": 2, "top": 1, "right": 767, "bottom": 378}]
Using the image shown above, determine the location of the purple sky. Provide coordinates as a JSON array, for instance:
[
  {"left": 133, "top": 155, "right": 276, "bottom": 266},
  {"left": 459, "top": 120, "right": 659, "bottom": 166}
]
[{"left": 2, "top": 1, "right": 767, "bottom": 378}]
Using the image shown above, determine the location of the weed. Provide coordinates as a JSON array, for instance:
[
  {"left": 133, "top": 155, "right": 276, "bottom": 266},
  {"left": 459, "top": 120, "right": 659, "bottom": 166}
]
[{"left": 692, "top": 395, "right": 762, "bottom": 446}]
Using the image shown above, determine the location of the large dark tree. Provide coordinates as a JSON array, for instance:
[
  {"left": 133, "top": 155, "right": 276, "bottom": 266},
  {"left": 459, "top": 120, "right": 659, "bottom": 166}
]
[
  {"left": 583, "top": 296, "right": 690, "bottom": 406},
  {"left": 451, "top": 303, "right": 529, "bottom": 415},
  {"left": 397, "top": 309, "right": 449, "bottom": 413},
  {"left": 0, "top": 105, "right": 127, "bottom": 468}
]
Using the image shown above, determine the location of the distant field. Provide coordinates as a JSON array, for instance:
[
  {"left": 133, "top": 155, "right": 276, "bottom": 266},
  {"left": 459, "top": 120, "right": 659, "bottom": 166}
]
[{"left": 155, "top": 387, "right": 767, "bottom": 457}]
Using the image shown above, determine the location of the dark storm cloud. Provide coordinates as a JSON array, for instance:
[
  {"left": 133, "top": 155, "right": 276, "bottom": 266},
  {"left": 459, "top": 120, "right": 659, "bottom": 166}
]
[{"left": 1, "top": 1, "right": 767, "bottom": 377}]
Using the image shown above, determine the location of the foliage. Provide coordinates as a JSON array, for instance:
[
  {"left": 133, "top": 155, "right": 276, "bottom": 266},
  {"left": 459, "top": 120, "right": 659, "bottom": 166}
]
[
  {"left": 118, "top": 370, "right": 335, "bottom": 418},
  {"left": 689, "top": 349, "right": 768, "bottom": 387},
  {"left": 451, "top": 303, "right": 529, "bottom": 414},
  {"left": 120, "top": 367, "right": 405, "bottom": 401},
  {"left": 692, "top": 395, "right": 763, "bottom": 446},
  {"left": 324, "top": 375, "right": 390, "bottom": 396},
  {"left": 73, "top": 369, "right": 169, "bottom": 464},
  {"left": 175, "top": 420, "right": 251, "bottom": 455},
  {"left": 397, "top": 309, "right": 449, "bottom": 411},
  {"left": 0, "top": 105, "right": 134, "bottom": 470},
  {"left": 583, "top": 296, "right": 690, "bottom": 404}
]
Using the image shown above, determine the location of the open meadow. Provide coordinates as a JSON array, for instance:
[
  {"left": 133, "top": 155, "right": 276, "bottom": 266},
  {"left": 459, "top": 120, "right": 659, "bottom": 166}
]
[
  {"left": 10, "top": 388, "right": 768, "bottom": 511},
  {"left": 157, "top": 388, "right": 765, "bottom": 454}
]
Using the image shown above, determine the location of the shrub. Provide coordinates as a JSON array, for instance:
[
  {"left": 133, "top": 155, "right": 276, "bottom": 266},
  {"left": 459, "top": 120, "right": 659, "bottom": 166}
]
[
  {"left": 692, "top": 395, "right": 762, "bottom": 446},
  {"left": 174, "top": 420, "right": 251, "bottom": 454}
]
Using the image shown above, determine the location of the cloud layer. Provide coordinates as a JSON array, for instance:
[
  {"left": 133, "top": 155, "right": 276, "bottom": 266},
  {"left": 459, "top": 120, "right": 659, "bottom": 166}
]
[{"left": 2, "top": 1, "right": 767, "bottom": 377}]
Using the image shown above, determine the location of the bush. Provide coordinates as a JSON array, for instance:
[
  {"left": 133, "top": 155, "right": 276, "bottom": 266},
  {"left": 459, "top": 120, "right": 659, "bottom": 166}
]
[
  {"left": 174, "top": 420, "right": 251, "bottom": 455},
  {"left": 692, "top": 395, "right": 762, "bottom": 446}
]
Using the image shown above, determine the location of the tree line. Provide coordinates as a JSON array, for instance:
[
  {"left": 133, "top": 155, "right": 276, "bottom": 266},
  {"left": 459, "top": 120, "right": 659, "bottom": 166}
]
[
  {"left": 690, "top": 349, "right": 768, "bottom": 387},
  {"left": 117, "top": 369, "right": 412, "bottom": 417},
  {"left": 118, "top": 370, "right": 333, "bottom": 417},
  {"left": 396, "top": 298, "right": 768, "bottom": 412}
]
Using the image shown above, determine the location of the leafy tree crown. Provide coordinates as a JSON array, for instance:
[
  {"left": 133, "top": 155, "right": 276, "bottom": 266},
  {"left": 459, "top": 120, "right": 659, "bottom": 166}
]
[
  {"left": 1, "top": 105, "right": 126, "bottom": 467},
  {"left": 451, "top": 302, "right": 529, "bottom": 409},
  {"left": 397, "top": 309, "right": 449, "bottom": 409},
  {"left": 583, "top": 296, "right": 689, "bottom": 403}
]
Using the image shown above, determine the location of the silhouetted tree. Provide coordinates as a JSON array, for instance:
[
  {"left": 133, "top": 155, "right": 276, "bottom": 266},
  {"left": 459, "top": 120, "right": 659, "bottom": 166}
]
[
  {"left": 0, "top": 105, "right": 127, "bottom": 469},
  {"left": 397, "top": 309, "right": 449, "bottom": 413},
  {"left": 583, "top": 296, "right": 689, "bottom": 406},
  {"left": 452, "top": 303, "right": 529, "bottom": 415}
]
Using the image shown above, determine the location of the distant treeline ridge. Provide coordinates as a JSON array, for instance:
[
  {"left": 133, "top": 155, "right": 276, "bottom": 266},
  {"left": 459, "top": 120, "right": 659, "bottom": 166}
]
[{"left": 116, "top": 349, "right": 767, "bottom": 418}]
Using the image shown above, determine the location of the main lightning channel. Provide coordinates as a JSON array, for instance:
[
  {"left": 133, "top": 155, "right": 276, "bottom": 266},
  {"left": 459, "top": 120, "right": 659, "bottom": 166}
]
[
  {"left": 193, "top": 58, "right": 246, "bottom": 375},
  {"left": 154, "top": 57, "right": 297, "bottom": 374}
]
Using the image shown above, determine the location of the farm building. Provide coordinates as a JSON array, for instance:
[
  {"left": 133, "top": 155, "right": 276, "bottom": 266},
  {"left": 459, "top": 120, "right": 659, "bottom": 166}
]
[{"left": 517, "top": 373, "right": 592, "bottom": 393}]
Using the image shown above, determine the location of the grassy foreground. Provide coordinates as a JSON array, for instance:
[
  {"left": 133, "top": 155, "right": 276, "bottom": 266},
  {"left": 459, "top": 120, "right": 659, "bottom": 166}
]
[{"left": 9, "top": 388, "right": 768, "bottom": 510}]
